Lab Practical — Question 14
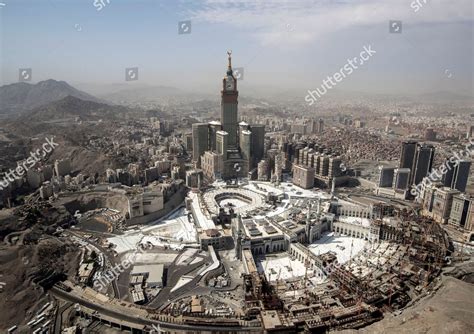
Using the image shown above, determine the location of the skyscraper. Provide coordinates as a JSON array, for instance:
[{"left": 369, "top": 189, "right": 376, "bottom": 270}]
[
  {"left": 318, "top": 118, "right": 324, "bottom": 133},
  {"left": 250, "top": 124, "right": 265, "bottom": 167},
  {"left": 192, "top": 123, "right": 209, "bottom": 166},
  {"left": 393, "top": 168, "right": 411, "bottom": 190},
  {"left": 452, "top": 160, "right": 470, "bottom": 192},
  {"left": 198, "top": 52, "right": 265, "bottom": 180},
  {"left": 399, "top": 141, "right": 417, "bottom": 170},
  {"left": 410, "top": 144, "right": 435, "bottom": 184},
  {"left": 377, "top": 166, "right": 395, "bottom": 188},
  {"left": 309, "top": 119, "right": 317, "bottom": 134},
  {"left": 216, "top": 131, "right": 229, "bottom": 159},
  {"left": 442, "top": 159, "right": 471, "bottom": 192},
  {"left": 220, "top": 51, "right": 239, "bottom": 148},
  {"left": 411, "top": 144, "right": 435, "bottom": 185},
  {"left": 208, "top": 121, "right": 221, "bottom": 152},
  {"left": 240, "top": 129, "right": 252, "bottom": 163},
  {"left": 308, "top": 119, "right": 323, "bottom": 134}
]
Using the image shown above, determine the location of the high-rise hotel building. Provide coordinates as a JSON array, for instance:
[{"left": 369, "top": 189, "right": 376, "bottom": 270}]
[{"left": 193, "top": 52, "right": 265, "bottom": 180}]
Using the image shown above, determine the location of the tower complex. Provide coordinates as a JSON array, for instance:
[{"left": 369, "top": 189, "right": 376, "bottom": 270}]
[{"left": 193, "top": 52, "right": 265, "bottom": 180}]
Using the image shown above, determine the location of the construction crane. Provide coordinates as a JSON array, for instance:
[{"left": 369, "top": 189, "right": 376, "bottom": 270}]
[
  {"left": 349, "top": 238, "right": 354, "bottom": 267},
  {"left": 264, "top": 259, "right": 271, "bottom": 282}
]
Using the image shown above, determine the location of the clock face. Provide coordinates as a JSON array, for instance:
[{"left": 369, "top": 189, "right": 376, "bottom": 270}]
[{"left": 226, "top": 77, "right": 234, "bottom": 90}]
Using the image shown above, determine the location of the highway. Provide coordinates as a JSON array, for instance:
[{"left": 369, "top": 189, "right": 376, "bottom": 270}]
[{"left": 51, "top": 287, "right": 261, "bottom": 332}]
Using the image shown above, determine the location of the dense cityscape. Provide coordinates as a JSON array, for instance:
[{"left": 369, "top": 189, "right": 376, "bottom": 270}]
[{"left": 0, "top": 1, "right": 473, "bottom": 333}]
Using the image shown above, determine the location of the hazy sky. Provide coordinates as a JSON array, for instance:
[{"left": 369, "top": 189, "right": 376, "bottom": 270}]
[{"left": 0, "top": 0, "right": 473, "bottom": 96}]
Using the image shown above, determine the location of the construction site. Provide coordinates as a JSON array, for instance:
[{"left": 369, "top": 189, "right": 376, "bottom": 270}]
[
  {"left": 239, "top": 212, "right": 452, "bottom": 333},
  {"left": 0, "top": 181, "right": 470, "bottom": 334}
]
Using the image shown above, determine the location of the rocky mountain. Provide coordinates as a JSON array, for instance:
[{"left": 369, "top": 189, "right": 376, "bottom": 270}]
[{"left": 0, "top": 79, "right": 104, "bottom": 114}]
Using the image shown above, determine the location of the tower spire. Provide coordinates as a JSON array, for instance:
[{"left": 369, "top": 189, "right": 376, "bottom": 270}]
[{"left": 227, "top": 50, "right": 233, "bottom": 75}]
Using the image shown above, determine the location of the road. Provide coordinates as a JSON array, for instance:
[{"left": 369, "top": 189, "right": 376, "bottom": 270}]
[
  {"left": 54, "top": 301, "right": 72, "bottom": 334},
  {"left": 148, "top": 256, "right": 211, "bottom": 310},
  {"left": 51, "top": 287, "right": 260, "bottom": 332},
  {"left": 66, "top": 231, "right": 121, "bottom": 298}
]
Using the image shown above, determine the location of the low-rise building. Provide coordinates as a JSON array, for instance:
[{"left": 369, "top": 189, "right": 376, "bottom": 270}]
[
  {"left": 127, "top": 185, "right": 164, "bottom": 218},
  {"left": 78, "top": 262, "right": 95, "bottom": 284}
]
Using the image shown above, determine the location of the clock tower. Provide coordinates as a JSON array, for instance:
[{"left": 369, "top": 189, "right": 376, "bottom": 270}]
[
  {"left": 221, "top": 51, "right": 239, "bottom": 148},
  {"left": 197, "top": 51, "right": 254, "bottom": 181}
]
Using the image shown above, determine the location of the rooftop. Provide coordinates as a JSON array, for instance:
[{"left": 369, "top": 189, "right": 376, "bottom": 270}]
[
  {"left": 242, "top": 218, "right": 284, "bottom": 239},
  {"left": 131, "top": 264, "right": 164, "bottom": 284}
]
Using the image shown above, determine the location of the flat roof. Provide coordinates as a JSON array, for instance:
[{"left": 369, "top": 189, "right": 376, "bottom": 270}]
[
  {"left": 242, "top": 218, "right": 283, "bottom": 239},
  {"left": 131, "top": 264, "right": 164, "bottom": 283}
]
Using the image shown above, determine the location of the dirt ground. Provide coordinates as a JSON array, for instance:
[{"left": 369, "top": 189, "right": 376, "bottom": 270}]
[{"left": 0, "top": 239, "right": 80, "bottom": 331}]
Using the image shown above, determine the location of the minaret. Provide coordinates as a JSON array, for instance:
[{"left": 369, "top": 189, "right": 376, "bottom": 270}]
[
  {"left": 305, "top": 202, "right": 313, "bottom": 244},
  {"left": 221, "top": 51, "right": 239, "bottom": 148}
]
